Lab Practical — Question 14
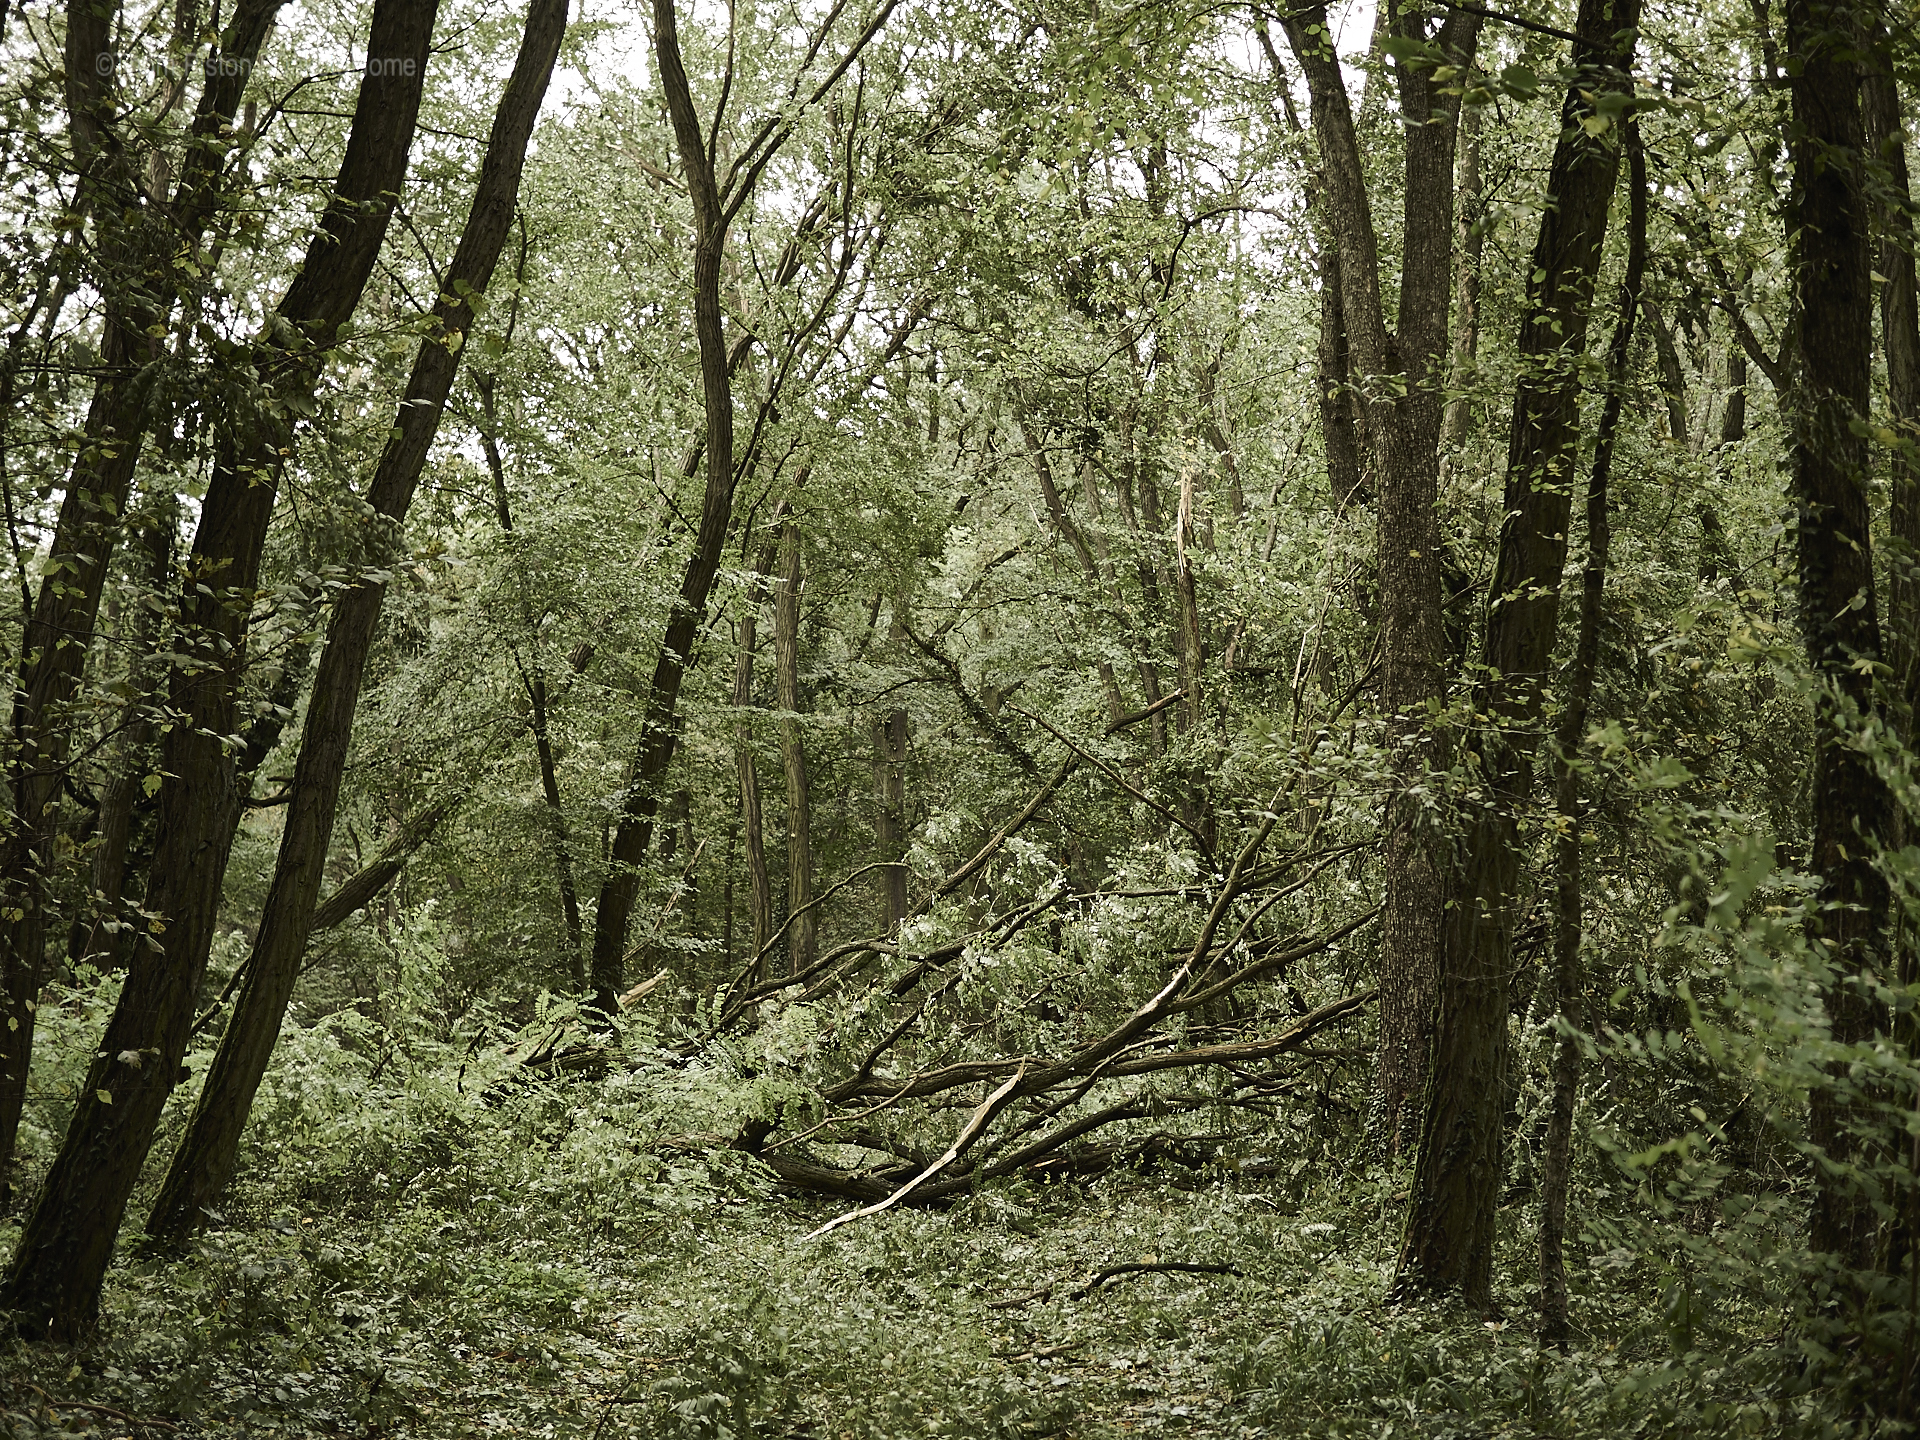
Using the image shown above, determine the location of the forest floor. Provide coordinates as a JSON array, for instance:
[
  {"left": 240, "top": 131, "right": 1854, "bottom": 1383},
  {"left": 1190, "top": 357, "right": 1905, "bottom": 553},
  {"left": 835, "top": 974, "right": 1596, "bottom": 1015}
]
[{"left": 0, "top": 1160, "right": 1811, "bottom": 1440}]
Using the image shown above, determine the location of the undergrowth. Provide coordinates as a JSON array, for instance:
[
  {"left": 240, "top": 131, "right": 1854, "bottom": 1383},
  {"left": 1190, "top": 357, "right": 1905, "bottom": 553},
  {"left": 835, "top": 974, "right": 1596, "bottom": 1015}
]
[{"left": 0, "top": 949, "right": 1896, "bottom": 1438}]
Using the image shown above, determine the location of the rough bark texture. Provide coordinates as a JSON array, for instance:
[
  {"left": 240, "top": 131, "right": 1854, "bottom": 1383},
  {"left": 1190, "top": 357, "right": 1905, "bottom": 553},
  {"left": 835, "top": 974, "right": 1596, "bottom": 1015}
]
[
  {"left": 1281, "top": 0, "right": 1481, "bottom": 1161},
  {"left": 1540, "top": 124, "right": 1647, "bottom": 1349},
  {"left": 143, "top": 0, "right": 566, "bottom": 1249},
  {"left": 0, "top": 0, "right": 282, "bottom": 1203},
  {"left": 1439, "top": 104, "right": 1484, "bottom": 478},
  {"left": 1786, "top": 0, "right": 1897, "bottom": 1275},
  {"left": 1395, "top": 0, "right": 1640, "bottom": 1307},
  {"left": 0, "top": 0, "right": 437, "bottom": 1337},
  {"left": 1865, "top": 28, "right": 1920, "bottom": 752}
]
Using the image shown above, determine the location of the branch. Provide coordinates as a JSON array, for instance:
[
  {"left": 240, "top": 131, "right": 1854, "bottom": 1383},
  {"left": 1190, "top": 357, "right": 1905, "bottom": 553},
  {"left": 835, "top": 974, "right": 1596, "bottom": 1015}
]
[{"left": 804, "top": 1062, "right": 1027, "bottom": 1238}]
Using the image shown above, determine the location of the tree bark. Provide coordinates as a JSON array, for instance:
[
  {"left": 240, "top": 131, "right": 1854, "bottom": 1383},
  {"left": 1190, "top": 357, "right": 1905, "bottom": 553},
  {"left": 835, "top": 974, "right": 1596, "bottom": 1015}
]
[
  {"left": 0, "top": 0, "right": 439, "bottom": 1337},
  {"left": 735, "top": 606, "right": 774, "bottom": 975},
  {"left": 1786, "top": 0, "right": 1898, "bottom": 1275},
  {"left": 587, "top": 0, "right": 743, "bottom": 1014},
  {"left": 143, "top": 0, "right": 566, "bottom": 1250},
  {"left": 1864, "top": 25, "right": 1920, "bottom": 753},
  {"left": 1395, "top": 0, "right": 1640, "bottom": 1308},
  {"left": 776, "top": 519, "right": 816, "bottom": 977},
  {"left": 66, "top": 497, "right": 176, "bottom": 972},
  {"left": 1540, "top": 123, "right": 1648, "bottom": 1349},
  {"left": 1439, "top": 103, "right": 1484, "bottom": 480},
  {"left": 1281, "top": 0, "right": 1482, "bottom": 1161},
  {"left": 0, "top": 0, "right": 282, "bottom": 1204}
]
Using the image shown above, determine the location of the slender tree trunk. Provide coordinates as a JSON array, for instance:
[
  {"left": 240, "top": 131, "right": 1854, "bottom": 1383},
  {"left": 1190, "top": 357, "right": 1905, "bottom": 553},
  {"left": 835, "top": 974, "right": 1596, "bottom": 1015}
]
[
  {"left": 1316, "top": 241, "right": 1369, "bottom": 511},
  {"left": 1786, "top": 0, "right": 1898, "bottom": 1275},
  {"left": 474, "top": 226, "right": 586, "bottom": 989},
  {"left": 1540, "top": 124, "right": 1648, "bottom": 1349},
  {"left": 1646, "top": 299, "right": 1693, "bottom": 445},
  {"left": 0, "top": 0, "right": 438, "bottom": 1336},
  {"left": 775, "top": 519, "right": 816, "bottom": 976},
  {"left": 1439, "top": 104, "right": 1484, "bottom": 479},
  {"left": 67, "top": 497, "right": 175, "bottom": 973},
  {"left": 735, "top": 622, "right": 773, "bottom": 975},
  {"left": 0, "top": 0, "right": 282, "bottom": 1204},
  {"left": 1281, "top": 0, "right": 1482, "bottom": 1162},
  {"left": 588, "top": 0, "right": 742, "bottom": 1014},
  {"left": 1395, "top": 0, "right": 1640, "bottom": 1307},
  {"left": 874, "top": 707, "right": 908, "bottom": 933},
  {"left": 141, "top": 0, "right": 566, "bottom": 1249}
]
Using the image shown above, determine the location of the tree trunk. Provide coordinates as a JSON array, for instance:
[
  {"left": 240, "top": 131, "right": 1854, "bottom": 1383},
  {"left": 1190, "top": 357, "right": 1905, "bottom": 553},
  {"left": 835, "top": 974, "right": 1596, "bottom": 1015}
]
[
  {"left": 1316, "top": 242, "right": 1368, "bottom": 511},
  {"left": 142, "top": 0, "right": 565, "bottom": 1250},
  {"left": 1395, "top": 0, "right": 1640, "bottom": 1308},
  {"left": 736, "top": 624, "right": 773, "bottom": 975},
  {"left": 1281, "top": 0, "right": 1482, "bottom": 1162},
  {"left": 1540, "top": 123, "right": 1648, "bottom": 1349},
  {"left": 1786, "top": 0, "right": 1898, "bottom": 1275},
  {"left": 1439, "top": 103, "right": 1484, "bottom": 479},
  {"left": 588, "top": 0, "right": 743, "bottom": 1014},
  {"left": 0, "top": 0, "right": 438, "bottom": 1337},
  {"left": 0, "top": 0, "right": 282, "bottom": 1204},
  {"left": 1864, "top": 25, "right": 1920, "bottom": 753},
  {"left": 67, "top": 496, "right": 176, "bottom": 973},
  {"left": 874, "top": 708, "right": 909, "bottom": 933},
  {"left": 776, "top": 519, "right": 816, "bottom": 977}
]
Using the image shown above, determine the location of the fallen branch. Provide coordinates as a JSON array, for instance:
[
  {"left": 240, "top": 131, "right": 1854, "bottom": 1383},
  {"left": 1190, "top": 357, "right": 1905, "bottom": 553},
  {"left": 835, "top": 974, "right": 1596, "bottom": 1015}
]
[
  {"left": 18, "top": 1384, "right": 180, "bottom": 1433},
  {"left": 1066, "top": 1262, "right": 1241, "bottom": 1300},
  {"left": 805, "top": 1063, "right": 1027, "bottom": 1238}
]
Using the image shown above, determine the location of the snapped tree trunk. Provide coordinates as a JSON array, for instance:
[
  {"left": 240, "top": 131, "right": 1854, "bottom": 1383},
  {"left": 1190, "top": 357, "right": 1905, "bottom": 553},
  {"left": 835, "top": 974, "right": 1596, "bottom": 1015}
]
[
  {"left": 142, "top": 0, "right": 566, "bottom": 1250},
  {"left": 0, "top": 0, "right": 282, "bottom": 1203},
  {"left": 1395, "top": 0, "right": 1640, "bottom": 1308},
  {"left": 1786, "top": 0, "right": 1898, "bottom": 1275},
  {"left": 1540, "top": 123, "right": 1648, "bottom": 1349},
  {"left": 0, "top": 0, "right": 438, "bottom": 1338},
  {"left": 1280, "top": 0, "right": 1481, "bottom": 1161}
]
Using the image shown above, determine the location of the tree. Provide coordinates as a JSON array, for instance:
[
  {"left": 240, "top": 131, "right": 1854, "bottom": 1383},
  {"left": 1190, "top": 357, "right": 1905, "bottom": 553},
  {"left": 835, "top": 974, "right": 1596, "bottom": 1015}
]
[
  {"left": 0, "top": 0, "right": 440, "bottom": 1336},
  {"left": 143, "top": 0, "right": 571, "bottom": 1247},
  {"left": 1394, "top": 0, "right": 1642, "bottom": 1308}
]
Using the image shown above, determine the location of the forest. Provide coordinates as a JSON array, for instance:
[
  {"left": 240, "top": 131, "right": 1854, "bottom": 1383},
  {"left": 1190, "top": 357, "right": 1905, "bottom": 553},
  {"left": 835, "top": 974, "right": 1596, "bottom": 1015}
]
[{"left": 0, "top": 0, "right": 1916, "bottom": 1429}]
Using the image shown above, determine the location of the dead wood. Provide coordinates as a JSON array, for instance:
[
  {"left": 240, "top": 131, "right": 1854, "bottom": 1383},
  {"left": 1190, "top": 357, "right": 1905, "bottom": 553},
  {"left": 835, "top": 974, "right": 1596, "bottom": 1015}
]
[{"left": 1066, "top": 1262, "right": 1241, "bottom": 1300}]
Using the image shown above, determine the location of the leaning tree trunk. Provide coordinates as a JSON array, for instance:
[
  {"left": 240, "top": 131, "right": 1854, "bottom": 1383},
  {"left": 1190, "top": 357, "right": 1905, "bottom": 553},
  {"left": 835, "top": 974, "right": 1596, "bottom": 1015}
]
[
  {"left": 1786, "top": 0, "right": 1899, "bottom": 1276},
  {"left": 0, "top": 0, "right": 438, "bottom": 1338},
  {"left": 1394, "top": 0, "right": 1640, "bottom": 1308},
  {"left": 1540, "top": 122, "right": 1648, "bottom": 1349},
  {"left": 1280, "top": 0, "right": 1481, "bottom": 1161},
  {"left": 143, "top": 0, "right": 567, "bottom": 1250},
  {"left": 0, "top": 0, "right": 281, "bottom": 1204}
]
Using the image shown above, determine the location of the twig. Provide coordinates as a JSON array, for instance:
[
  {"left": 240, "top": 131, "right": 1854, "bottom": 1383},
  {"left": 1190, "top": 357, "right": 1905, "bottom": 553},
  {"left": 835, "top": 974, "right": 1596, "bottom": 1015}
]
[{"left": 987, "top": 1284, "right": 1054, "bottom": 1310}]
